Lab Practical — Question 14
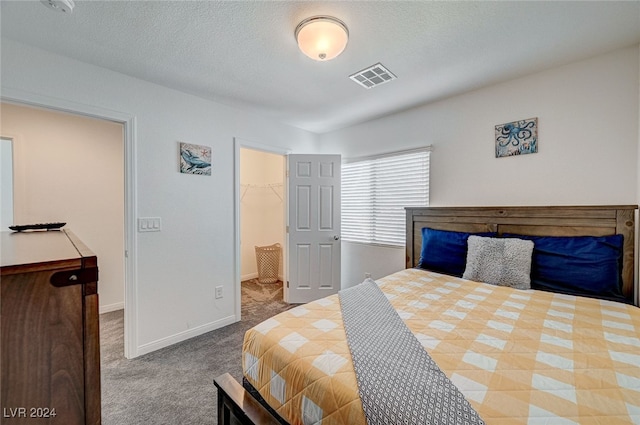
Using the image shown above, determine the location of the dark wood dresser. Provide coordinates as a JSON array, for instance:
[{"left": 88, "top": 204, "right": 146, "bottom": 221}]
[{"left": 1, "top": 229, "right": 101, "bottom": 425}]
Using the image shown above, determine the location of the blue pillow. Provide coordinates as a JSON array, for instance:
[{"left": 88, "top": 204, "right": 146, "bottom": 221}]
[
  {"left": 418, "top": 228, "right": 496, "bottom": 277},
  {"left": 503, "top": 233, "right": 624, "bottom": 301}
]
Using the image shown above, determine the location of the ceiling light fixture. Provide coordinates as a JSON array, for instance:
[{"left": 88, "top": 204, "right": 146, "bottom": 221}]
[
  {"left": 41, "top": 0, "right": 75, "bottom": 13},
  {"left": 295, "top": 16, "right": 349, "bottom": 61}
]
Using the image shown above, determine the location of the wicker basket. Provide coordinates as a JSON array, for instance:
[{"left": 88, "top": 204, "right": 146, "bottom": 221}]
[{"left": 255, "top": 243, "right": 281, "bottom": 284}]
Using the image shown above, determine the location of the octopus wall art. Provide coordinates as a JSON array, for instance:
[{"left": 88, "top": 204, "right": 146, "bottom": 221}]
[{"left": 495, "top": 117, "right": 538, "bottom": 158}]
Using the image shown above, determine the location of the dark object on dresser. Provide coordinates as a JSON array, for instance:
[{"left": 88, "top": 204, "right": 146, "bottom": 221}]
[
  {"left": 8, "top": 222, "right": 66, "bottom": 232},
  {"left": 1, "top": 229, "right": 101, "bottom": 425}
]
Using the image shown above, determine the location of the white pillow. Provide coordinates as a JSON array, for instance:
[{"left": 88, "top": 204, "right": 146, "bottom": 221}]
[{"left": 462, "top": 235, "right": 534, "bottom": 289}]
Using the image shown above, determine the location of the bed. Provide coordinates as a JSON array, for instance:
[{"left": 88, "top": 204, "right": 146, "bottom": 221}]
[{"left": 215, "top": 205, "right": 640, "bottom": 425}]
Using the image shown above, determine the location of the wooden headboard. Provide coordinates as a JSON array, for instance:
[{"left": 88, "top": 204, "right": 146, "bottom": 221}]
[{"left": 405, "top": 205, "right": 638, "bottom": 305}]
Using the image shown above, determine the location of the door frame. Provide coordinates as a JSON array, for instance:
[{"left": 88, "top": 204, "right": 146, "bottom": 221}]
[
  {"left": 233, "top": 137, "right": 291, "bottom": 320},
  {"left": 0, "top": 88, "right": 139, "bottom": 359}
]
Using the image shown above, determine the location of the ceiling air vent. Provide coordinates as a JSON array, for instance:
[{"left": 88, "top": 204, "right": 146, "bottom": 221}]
[{"left": 349, "top": 63, "right": 396, "bottom": 89}]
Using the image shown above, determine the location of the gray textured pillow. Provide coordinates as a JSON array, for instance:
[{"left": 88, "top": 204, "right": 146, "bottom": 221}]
[{"left": 462, "top": 236, "right": 534, "bottom": 289}]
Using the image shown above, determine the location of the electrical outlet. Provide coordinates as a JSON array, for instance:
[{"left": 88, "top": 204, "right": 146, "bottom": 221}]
[
  {"left": 215, "top": 286, "right": 223, "bottom": 299},
  {"left": 364, "top": 272, "right": 371, "bottom": 279}
]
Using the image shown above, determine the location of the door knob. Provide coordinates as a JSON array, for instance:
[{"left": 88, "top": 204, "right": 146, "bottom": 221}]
[{"left": 333, "top": 235, "right": 340, "bottom": 240}]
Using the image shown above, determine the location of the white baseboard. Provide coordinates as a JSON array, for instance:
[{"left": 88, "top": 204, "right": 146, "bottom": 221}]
[
  {"left": 135, "top": 314, "right": 237, "bottom": 357},
  {"left": 241, "top": 272, "right": 284, "bottom": 282},
  {"left": 100, "top": 302, "right": 124, "bottom": 314},
  {"left": 241, "top": 272, "right": 259, "bottom": 281}
]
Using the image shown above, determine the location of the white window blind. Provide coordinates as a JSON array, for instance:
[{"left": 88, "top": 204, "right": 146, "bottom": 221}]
[{"left": 342, "top": 148, "right": 430, "bottom": 246}]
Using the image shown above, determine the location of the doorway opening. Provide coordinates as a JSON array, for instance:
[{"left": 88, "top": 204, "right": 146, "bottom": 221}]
[
  {"left": 0, "top": 103, "right": 125, "bottom": 316},
  {"left": 0, "top": 93, "right": 137, "bottom": 359},
  {"left": 239, "top": 147, "right": 287, "bottom": 314},
  {"left": 235, "top": 139, "right": 288, "bottom": 320}
]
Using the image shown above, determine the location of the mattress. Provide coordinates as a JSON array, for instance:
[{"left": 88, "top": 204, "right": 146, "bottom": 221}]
[{"left": 242, "top": 268, "right": 640, "bottom": 425}]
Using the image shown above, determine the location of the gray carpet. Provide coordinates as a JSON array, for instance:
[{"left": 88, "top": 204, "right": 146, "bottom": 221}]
[{"left": 101, "top": 279, "right": 292, "bottom": 425}]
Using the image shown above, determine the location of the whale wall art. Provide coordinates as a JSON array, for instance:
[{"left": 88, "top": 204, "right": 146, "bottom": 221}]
[
  {"left": 495, "top": 117, "right": 538, "bottom": 158},
  {"left": 180, "top": 142, "right": 212, "bottom": 175}
]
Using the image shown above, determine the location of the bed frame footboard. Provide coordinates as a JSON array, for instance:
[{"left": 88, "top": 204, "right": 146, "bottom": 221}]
[{"left": 214, "top": 373, "right": 281, "bottom": 425}]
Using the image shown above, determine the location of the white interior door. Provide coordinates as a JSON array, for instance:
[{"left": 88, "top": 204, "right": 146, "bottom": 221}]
[{"left": 287, "top": 154, "right": 341, "bottom": 304}]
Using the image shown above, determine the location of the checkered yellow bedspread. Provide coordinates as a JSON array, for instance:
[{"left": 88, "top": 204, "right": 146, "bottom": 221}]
[{"left": 243, "top": 269, "right": 640, "bottom": 425}]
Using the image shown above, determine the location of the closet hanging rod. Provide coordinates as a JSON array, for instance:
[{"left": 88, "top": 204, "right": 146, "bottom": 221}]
[
  {"left": 240, "top": 183, "right": 283, "bottom": 188},
  {"left": 240, "top": 183, "right": 283, "bottom": 202}
]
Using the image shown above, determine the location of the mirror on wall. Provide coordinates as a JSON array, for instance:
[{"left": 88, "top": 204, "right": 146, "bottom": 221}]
[{"left": 1, "top": 137, "right": 14, "bottom": 230}]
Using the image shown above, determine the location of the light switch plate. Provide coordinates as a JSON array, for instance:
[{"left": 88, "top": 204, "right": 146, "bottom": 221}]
[{"left": 138, "top": 217, "right": 161, "bottom": 232}]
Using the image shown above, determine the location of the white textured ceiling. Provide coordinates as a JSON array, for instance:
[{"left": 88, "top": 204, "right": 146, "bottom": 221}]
[{"left": 1, "top": 1, "right": 639, "bottom": 134}]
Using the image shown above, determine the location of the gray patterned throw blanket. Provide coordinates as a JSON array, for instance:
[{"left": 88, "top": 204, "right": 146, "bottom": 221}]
[{"left": 339, "top": 279, "right": 485, "bottom": 425}]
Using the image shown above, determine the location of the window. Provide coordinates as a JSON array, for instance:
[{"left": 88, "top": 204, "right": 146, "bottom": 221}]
[{"left": 342, "top": 147, "right": 430, "bottom": 246}]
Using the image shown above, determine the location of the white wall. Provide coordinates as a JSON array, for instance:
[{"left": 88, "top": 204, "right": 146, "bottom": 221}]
[
  {"left": 240, "top": 148, "right": 284, "bottom": 281},
  {"left": 1, "top": 103, "right": 125, "bottom": 312},
  {"left": 320, "top": 46, "right": 640, "bottom": 287},
  {"left": 0, "top": 39, "right": 318, "bottom": 355},
  {"left": 341, "top": 243, "right": 405, "bottom": 288},
  {"left": 4, "top": 37, "right": 639, "bottom": 348}
]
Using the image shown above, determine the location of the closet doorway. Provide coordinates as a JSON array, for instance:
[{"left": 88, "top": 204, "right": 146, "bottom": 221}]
[{"left": 239, "top": 147, "right": 287, "bottom": 309}]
